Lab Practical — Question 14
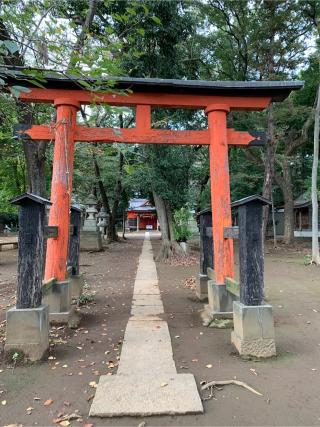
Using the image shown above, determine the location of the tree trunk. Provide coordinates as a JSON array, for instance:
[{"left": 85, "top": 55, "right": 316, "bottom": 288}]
[
  {"left": 106, "top": 150, "right": 125, "bottom": 242},
  {"left": 311, "top": 85, "right": 320, "bottom": 264},
  {"left": 262, "top": 103, "right": 275, "bottom": 238},
  {"left": 23, "top": 139, "right": 47, "bottom": 195},
  {"left": 153, "top": 193, "right": 183, "bottom": 261},
  {"left": 275, "top": 159, "right": 295, "bottom": 245},
  {"left": 283, "top": 194, "right": 295, "bottom": 245},
  {"left": 0, "top": 19, "right": 48, "bottom": 196},
  {"left": 153, "top": 192, "right": 172, "bottom": 260}
]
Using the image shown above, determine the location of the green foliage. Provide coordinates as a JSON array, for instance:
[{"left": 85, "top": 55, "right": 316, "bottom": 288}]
[
  {"left": 77, "top": 292, "right": 95, "bottom": 306},
  {"left": 0, "top": 0, "right": 319, "bottom": 230},
  {"left": 173, "top": 207, "right": 192, "bottom": 242}
]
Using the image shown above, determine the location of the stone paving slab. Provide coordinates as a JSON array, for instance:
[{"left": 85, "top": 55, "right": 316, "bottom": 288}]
[
  {"left": 117, "top": 320, "right": 176, "bottom": 375},
  {"left": 131, "top": 304, "right": 163, "bottom": 317},
  {"left": 89, "top": 374, "right": 203, "bottom": 417},
  {"left": 132, "top": 294, "right": 163, "bottom": 306},
  {"left": 133, "top": 279, "right": 160, "bottom": 295},
  {"left": 90, "top": 232, "right": 203, "bottom": 417}
]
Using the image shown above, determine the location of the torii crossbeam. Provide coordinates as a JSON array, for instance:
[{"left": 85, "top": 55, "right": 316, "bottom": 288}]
[{"left": 3, "top": 71, "right": 302, "bottom": 308}]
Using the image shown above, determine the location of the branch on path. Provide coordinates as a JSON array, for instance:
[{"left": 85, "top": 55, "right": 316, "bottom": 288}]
[{"left": 202, "top": 379, "right": 263, "bottom": 397}]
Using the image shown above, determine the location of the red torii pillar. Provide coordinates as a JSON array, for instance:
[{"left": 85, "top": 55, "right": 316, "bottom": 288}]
[
  {"left": 44, "top": 98, "right": 80, "bottom": 282},
  {"left": 206, "top": 104, "right": 235, "bottom": 314}
]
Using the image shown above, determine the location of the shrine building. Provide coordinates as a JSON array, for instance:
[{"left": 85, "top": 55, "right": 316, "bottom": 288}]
[{"left": 126, "top": 198, "right": 158, "bottom": 231}]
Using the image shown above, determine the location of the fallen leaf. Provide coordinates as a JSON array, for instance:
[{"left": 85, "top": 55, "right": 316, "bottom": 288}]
[
  {"left": 206, "top": 364, "right": 213, "bottom": 368},
  {"left": 1, "top": 399, "right": 7, "bottom": 405},
  {"left": 89, "top": 381, "right": 97, "bottom": 388},
  {"left": 160, "top": 382, "right": 168, "bottom": 387},
  {"left": 191, "top": 359, "right": 198, "bottom": 362},
  {"left": 44, "top": 399, "right": 54, "bottom": 406},
  {"left": 59, "top": 421, "right": 70, "bottom": 427}
]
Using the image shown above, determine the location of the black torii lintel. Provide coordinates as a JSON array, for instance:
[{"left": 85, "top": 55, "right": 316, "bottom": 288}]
[{"left": 0, "top": 67, "right": 304, "bottom": 102}]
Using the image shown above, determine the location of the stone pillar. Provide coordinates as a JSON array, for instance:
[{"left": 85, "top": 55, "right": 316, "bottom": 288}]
[
  {"left": 68, "top": 205, "right": 84, "bottom": 299},
  {"left": 205, "top": 104, "right": 234, "bottom": 317},
  {"left": 231, "top": 195, "right": 276, "bottom": 358},
  {"left": 5, "top": 193, "right": 51, "bottom": 361},
  {"left": 137, "top": 215, "right": 140, "bottom": 231},
  {"left": 80, "top": 193, "right": 102, "bottom": 250},
  {"left": 196, "top": 208, "right": 213, "bottom": 301}
]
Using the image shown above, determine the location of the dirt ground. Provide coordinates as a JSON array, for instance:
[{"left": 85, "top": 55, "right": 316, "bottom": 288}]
[{"left": 0, "top": 233, "right": 320, "bottom": 426}]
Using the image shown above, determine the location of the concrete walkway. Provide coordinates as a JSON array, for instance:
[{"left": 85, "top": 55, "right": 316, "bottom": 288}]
[{"left": 90, "top": 232, "right": 203, "bottom": 417}]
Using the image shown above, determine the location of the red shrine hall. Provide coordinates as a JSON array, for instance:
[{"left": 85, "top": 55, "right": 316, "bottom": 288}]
[{"left": 126, "top": 198, "right": 158, "bottom": 231}]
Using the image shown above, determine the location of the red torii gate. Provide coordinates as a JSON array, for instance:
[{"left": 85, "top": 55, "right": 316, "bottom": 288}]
[{"left": 5, "top": 73, "right": 302, "bottom": 293}]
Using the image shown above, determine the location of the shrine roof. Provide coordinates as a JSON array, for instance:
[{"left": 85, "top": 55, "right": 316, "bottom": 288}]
[{"left": 0, "top": 68, "right": 303, "bottom": 101}]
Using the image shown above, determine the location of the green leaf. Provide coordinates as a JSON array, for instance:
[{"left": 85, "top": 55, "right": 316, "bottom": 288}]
[
  {"left": 3, "top": 40, "right": 19, "bottom": 54},
  {"left": 78, "top": 80, "right": 93, "bottom": 89},
  {"left": 126, "top": 7, "right": 137, "bottom": 16},
  {"left": 151, "top": 16, "right": 161, "bottom": 25},
  {"left": 137, "top": 28, "right": 145, "bottom": 36},
  {"left": 28, "top": 79, "right": 46, "bottom": 89},
  {"left": 10, "top": 85, "right": 31, "bottom": 98}
]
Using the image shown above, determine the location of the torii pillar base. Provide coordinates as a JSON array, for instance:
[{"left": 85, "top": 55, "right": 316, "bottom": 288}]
[
  {"left": 42, "top": 279, "right": 80, "bottom": 328},
  {"left": 231, "top": 301, "right": 276, "bottom": 358},
  {"left": 5, "top": 304, "right": 49, "bottom": 361},
  {"left": 196, "top": 274, "right": 209, "bottom": 301}
]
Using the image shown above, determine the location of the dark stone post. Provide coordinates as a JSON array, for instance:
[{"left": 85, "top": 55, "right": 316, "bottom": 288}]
[
  {"left": 10, "top": 193, "right": 51, "bottom": 308},
  {"left": 196, "top": 208, "right": 214, "bottom": 300},
  {"left": 232, "top": 195, "right": 271, "bottom": 305},
  {"left": 199, "top": 208, "right": 214, "bottom": 275},
  {"left": 67, "top": 204, "right": 84, "bottom": 300},
  {"left": 68, "top": 205, "right": 82, "bottom": 276},
  {"left": 5, "top": 193, "right": 51, "bottom": 361},
  {"left": 231, "top": 195, "right": 276, "bottom": 358}
]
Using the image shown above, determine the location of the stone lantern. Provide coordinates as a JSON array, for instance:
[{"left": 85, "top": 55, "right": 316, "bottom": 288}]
[
  {"left": 80, "top": 193, "right": 102, "bottom": 251},
  {"left": 83, "top": 193, "right": 98, "bottom": 232},
  {"left": 97, "top": 206, "right": 109, "bottom": 238}
]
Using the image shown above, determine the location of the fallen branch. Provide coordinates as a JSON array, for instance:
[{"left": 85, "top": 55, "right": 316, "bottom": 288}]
[{"left": 201, "top": 380, "right": 263, "bottom": 396}]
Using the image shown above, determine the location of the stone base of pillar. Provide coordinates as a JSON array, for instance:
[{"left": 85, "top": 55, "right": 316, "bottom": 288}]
[
  {"left": 42, "top": 279, "right": 80, "bottom": 327},
  {"left": 195, "top": 274, "right": 208, "bottom": 301},
  {"left": 207, "top": 281, "right": 236, "bottom": 318},
  {"left": 70, "top": 274, "right": 85, "bottom": 299},
  {"left": 231, "top": 301, "right": 276, "bottom": 358},
  {"left": 5, "top": 304, "right": 49, "bottom": 361},
  {"left": 80, "top": 230, "right": 103, "bottom": 251}
]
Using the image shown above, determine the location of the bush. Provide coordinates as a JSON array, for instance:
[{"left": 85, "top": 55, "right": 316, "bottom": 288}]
[{"left": 173, "top": 207, "right": 192, "bottom": 242}]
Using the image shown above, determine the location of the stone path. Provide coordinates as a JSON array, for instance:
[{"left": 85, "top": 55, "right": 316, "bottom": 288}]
[{"left": 90, "top": 232, "right": 203, "bottom": 417}]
